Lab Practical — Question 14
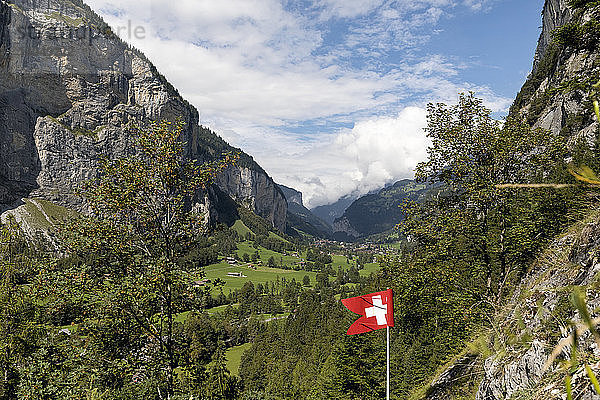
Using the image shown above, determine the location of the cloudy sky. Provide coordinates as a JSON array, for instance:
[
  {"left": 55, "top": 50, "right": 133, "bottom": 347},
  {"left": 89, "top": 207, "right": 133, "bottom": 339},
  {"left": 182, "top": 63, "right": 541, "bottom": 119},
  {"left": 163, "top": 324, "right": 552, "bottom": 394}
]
[{"left": 87, "top": 0, "right": 544, "bottom": 208}]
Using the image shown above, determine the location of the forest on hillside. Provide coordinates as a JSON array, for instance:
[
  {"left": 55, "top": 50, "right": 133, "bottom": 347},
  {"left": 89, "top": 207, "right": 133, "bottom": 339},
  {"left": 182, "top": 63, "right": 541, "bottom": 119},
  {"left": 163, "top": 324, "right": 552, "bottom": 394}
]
[
  {"left": 5, "top": 0, "right": 600, "bottom": 398},
  {"left": 2, "top": 85, "right": 600, "bottom": 399}
]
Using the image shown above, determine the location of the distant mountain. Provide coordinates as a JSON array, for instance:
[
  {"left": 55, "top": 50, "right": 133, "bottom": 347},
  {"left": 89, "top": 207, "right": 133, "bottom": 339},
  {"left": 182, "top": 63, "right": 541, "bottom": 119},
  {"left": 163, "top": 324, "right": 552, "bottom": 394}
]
[
  {"left": 278, "top": 185, "right": 304, "bottom": 206},
  {"left": 278, "top": 185, "right": 332, "bottom": 238},
  {"left": 332, "top": 180, "right": 430, "bottom": 241},
  {"left": 311, "top": 195, "right": 356, "bottom": 226}
]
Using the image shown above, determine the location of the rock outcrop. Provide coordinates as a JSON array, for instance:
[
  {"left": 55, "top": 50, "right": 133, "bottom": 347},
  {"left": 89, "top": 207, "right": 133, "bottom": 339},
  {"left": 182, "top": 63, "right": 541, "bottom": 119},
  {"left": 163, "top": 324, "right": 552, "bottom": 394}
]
[
  {"left": 278, "top": 184, "right": 303, "bottom": 206},
  {"left": 427, "top": 1, "right": 600, "bottom": 398},
  {"left": 473, "top": 210, "right": 600, "bottom": 400},
  {"left": 0, "top": 0, "right": 287, "bottom": 231},
  {"left": 277, "top": 184, "right": 333, "bottom": 238},
  {"left": 534, "top": 0, "right": 573, "bottom": 71},
  {"left": 512, "top": 0, "right": 598, "bottom": 142}
]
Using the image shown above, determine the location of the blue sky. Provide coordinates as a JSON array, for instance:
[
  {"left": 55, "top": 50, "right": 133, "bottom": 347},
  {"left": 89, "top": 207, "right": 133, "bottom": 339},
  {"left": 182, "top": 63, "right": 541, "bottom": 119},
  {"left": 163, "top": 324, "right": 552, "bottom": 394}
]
[
  {"left": 426, "top": 0, "right": 543, "bottom": 98},
  {"left": 88, "top": 0, "right": 545, "bottom": 207}
]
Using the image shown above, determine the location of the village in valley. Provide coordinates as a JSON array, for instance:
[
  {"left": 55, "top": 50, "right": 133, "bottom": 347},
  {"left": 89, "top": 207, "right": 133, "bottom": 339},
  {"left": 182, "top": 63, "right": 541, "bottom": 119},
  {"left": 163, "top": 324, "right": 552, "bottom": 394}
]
[{"left": 194, "top": 221, "right": 399, "bottom": 297}]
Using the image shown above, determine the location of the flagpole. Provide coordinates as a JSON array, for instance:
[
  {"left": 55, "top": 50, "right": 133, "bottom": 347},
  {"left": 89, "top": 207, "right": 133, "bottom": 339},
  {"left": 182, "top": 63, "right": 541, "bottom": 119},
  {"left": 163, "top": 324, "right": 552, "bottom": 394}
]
[{"left": 386, "top": 324, "right": 390, "bottom": 400}]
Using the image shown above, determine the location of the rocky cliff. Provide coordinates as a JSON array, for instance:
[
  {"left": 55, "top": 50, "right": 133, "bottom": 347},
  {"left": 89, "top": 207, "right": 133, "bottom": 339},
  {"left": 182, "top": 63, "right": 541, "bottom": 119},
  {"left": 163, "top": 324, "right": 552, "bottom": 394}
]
[
  {"left": 425, "top": 1, "right": 600, "bottom": 398},
  {"left": 533, "top": 0, "right": 573, "bottom": 71},
  {"left": 278, "top": 184, "right": 303, "bottom": 206},
  {"left": 511, "top": 0, "right": 598, "bottom": 141},
  {"left": 277, "top": 184, "right": 332, "bottom": 238},
  {"left": 312, "top": 195, "right": 356, "bottom": 227},
  {"left": 0, "top": 0, "right": 287, "bottom": 231}
]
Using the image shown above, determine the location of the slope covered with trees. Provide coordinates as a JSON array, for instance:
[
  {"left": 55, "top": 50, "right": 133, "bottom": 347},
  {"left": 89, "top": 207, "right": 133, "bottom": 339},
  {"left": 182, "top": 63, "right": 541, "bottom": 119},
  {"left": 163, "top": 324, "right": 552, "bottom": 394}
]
[
  {"left": 332, "top": 180, "right": 430, "bottom": 241},
  {"left": 2, "top": 94, "right": 595, "bottom": 400},
  {"left": 4, "top": 0, "right": 600, "bottom": 399},
  {"left": 237, "top": 93, "right": 597, "bottom": 399}
]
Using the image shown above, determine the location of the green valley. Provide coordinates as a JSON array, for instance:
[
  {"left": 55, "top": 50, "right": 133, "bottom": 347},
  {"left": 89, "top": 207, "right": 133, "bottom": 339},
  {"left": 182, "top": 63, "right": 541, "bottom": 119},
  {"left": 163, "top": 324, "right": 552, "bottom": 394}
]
[{"left": 4, "top": 0, "right": 600, "bottom": 399}]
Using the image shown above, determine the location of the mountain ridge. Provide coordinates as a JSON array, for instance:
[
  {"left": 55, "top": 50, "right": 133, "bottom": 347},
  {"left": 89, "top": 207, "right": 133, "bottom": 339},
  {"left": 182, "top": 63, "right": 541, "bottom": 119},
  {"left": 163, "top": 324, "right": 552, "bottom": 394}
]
[
  {"left": 0, "top": 0, "right": 287, "bottom": 231},
  {"left": 277, "top": 184, "right": 333, "bottom": 238},
  {"left": 311, "top": 195, "right": 356, "bottom": 227},
  {"left": 332, "top": 179, "right": 430, "bottom": 241}
]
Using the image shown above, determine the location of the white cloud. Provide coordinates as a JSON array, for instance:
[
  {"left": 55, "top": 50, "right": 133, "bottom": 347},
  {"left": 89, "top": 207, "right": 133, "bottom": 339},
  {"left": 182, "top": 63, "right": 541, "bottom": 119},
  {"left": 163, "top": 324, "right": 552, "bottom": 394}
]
[
  {"left": 85, "top": 0, "right": 511, "bottom": 207},
  {"left": 462, "top": 0, "right": 496, "bottom": 12},
  {"left": 317, "top": 0, "right": 385, "bottom": 19},
  {"left": 263, "top": 107, "right": 430, "bottom": 208}
]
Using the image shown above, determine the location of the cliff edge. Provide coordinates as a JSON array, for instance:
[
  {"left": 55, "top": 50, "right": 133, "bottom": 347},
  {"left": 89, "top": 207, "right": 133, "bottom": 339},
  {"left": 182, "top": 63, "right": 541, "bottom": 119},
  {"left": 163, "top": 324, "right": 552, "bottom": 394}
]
[{"left": 0, "top": 0, "right": 287, "bottom": 231}]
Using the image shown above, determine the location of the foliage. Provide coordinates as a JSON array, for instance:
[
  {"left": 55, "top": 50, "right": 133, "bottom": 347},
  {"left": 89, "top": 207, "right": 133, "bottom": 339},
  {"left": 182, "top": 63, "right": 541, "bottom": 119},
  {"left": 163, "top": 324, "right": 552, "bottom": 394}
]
[
  {"left": 510, "top": 44, "right": 560, "bottom": 116},
  {"left": 240, "top": 290, "right": 350, "bottom": 399},
  {"left": 0, "top": 223, "right": 43, "bottom": 398},
  {"left": 553, "top": 19, "right": 600, "bottom": 51},
  {"left": 57, "top": 120, "right": 234, "bottom": 397},
  {"left": 238, "top": 207, "right": 270, "bottom": 237},
  {"left": 569, "top": 0, "right": 600, "bottom": 9},
  {"left": 380, "top": 93, "right": 586, "bottom": 396},
  {"left": 3, "top": 86, "right": 598, "bottom": 399}
]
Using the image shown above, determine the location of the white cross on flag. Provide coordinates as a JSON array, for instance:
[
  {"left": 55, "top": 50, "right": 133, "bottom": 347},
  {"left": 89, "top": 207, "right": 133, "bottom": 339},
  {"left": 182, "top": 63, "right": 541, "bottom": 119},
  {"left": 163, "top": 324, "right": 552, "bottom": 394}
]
[{"left": 341, "top": 289, "right": 394, "bottom": 335}]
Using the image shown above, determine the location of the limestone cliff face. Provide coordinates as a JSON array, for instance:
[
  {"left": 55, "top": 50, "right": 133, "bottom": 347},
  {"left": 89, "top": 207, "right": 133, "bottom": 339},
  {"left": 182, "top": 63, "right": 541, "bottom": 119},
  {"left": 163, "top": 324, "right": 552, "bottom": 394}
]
[
  {"left": 277, "top": 184, "right": 303, "bottom": 206},
  {"left": 216, "top": 166, "right": 287, "bottom": 229},
  {"left": 427, "top": 2, "right": 600, "bottom": 398},
  {"left": 533, "top": 0, "right": 573, "bottom": 71},
  {"left": 512, "top": 0, "right": 598, "bottom": 142},
  {"left": 0, "top": 0, "right": 286, "bottom": 231}
]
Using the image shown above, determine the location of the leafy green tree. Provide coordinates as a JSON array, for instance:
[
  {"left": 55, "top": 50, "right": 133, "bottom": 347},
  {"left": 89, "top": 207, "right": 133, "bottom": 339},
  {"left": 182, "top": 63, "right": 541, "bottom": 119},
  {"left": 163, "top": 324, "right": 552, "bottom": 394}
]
[
  {"left": 240, "top": 291, "right": 347, "bottom": 399},
  {"left": 379, "top": 93, "right": 585, "bottom": 396},
  {"left": 356, "top": 254, "right": 370, "bottom": 267},
  {"left": 204, "top": 343, "right": 238, "bottom": 399},
  {"left": 0, "top": 223, "right": 40, "bottom": 398},
  {"left": 302, "top": 275, "right": 310, "bottom": 287},
  {"left": 315, "top": 273, "right": 329, "bottom": 289},
  {"left": 413, "top": 92, "right": 570, "bottom": 302},
  {"left": 313, "top": 334, "right": 385, "bottom": 400},
  {"left": 347, "top": 266, "right": 360, "bottom": 283},
  {"left": 62, "top": 120, "right": 233, "bottom": 396},
  {"left": 238, "top": 281, "right": 258, "bottom": 316}
]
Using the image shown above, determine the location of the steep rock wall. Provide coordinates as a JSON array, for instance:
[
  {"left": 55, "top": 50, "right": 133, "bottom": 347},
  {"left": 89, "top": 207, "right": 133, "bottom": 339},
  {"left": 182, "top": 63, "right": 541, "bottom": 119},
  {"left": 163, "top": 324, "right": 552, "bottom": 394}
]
[
  {"left": 0, "top": 0, "right": 286, "bottom": 230},
  {"left": 512, "top": 0, "right": 598, "bottom": 142},
  {"left": 534, "top": 0, "right": 573, "bottom": 71},
  {"left": 427, "top": 1, "right": 600, "bottom": 398}
]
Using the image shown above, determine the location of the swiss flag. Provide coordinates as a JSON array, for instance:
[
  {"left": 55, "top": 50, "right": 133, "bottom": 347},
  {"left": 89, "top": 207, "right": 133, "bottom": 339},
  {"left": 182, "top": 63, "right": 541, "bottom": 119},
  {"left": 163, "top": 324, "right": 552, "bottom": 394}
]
[{"left": 341, "top": 289, "right": 394, "bottom": 335}]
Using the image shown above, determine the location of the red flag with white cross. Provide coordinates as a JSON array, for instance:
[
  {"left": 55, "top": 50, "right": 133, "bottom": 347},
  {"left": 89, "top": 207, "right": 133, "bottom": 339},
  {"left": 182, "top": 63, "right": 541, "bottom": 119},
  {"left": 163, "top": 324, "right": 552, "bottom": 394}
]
[{"left": 341, "top": 289, "right": 394, "bottom": 335}]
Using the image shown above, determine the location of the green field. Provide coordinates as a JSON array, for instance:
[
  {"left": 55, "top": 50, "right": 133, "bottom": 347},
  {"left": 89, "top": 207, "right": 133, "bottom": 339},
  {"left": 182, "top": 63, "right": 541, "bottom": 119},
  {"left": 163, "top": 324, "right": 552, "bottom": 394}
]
[
  {"left": 226, "top": 343, "right": 252, "bottom": 376},
  {"left": 235, "top": 241, "right": 301, "bottom": 266},
  {"left": 268, "top": 231, "right": 289, "bottom": 243},
  {"left": 204, "top": 261, "right": 317, "bottom": 294},
  {"left": 360, "top": 262, "right": 380, "bottom": 277},
  {"left": 231, "top": 220, "right": 252, "bottom": 237},
  {"left": 203, "top": 231, "right": 381, "bottom": 295},
  {"left": 331, "top": 254, "right": 354, "bottom": 268}
]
